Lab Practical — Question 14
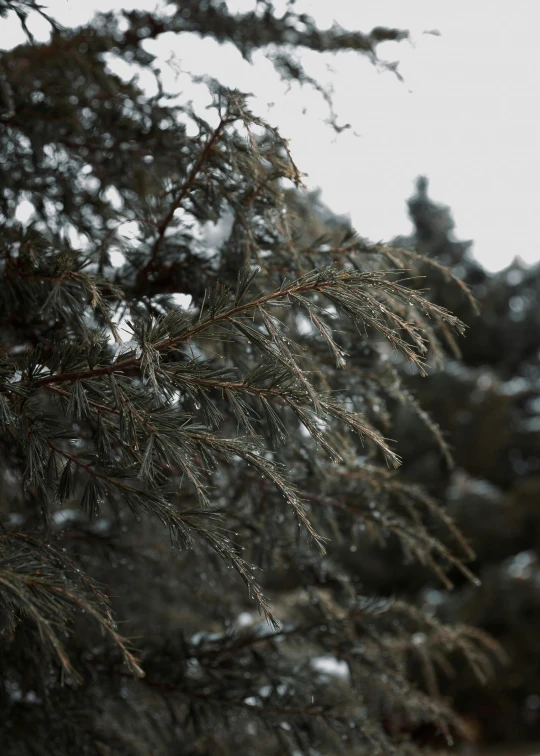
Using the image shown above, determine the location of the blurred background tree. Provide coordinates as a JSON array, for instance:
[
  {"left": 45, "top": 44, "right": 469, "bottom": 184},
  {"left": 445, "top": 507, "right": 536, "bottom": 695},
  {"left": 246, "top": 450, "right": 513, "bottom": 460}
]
[
  {"left": 285, "top": 174, "right": 540, "bottom": 754},
  {"left": 386, "top": 177, "right": 540, "bottom": 750},
  {"left": 289, "top": 175, "right": 540, "bottom": 751},
  {"left": 0, "top": 2, "right": 524, "bottom": 755}
]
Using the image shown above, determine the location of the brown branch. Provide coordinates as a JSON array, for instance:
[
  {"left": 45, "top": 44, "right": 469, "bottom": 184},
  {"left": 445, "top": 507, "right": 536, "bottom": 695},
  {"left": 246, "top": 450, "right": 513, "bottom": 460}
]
[
  {"left": 3, "top": 277, "right": 350, "bottom": 390},
  {"left": 135, "top": 113, "right": 230, "bottom": 287},
  {"left": 3, "top": 271, "right": 460, "bottom": 397},
  {"left": 303, "top": 240, "right": 479, "bottom": 315}
]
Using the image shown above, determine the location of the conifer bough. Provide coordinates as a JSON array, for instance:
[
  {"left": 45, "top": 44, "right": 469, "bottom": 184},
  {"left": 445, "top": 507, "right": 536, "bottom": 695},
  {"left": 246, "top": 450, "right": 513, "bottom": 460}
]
[{"left": 0, "top": 2, "right": 501, "bottom": 754}]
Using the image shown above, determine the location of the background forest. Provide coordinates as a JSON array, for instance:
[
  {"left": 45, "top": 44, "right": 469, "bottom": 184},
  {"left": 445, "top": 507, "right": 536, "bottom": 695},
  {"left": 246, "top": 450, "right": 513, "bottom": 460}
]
[{"left": 1, "top": 2, "right": 540, "bottom": 755}]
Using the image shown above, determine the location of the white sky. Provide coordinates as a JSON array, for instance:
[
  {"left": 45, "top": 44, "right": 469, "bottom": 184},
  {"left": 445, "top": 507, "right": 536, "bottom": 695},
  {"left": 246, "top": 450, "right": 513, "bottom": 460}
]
[{"left": 2, "top": 0, "right": 539, "bottom": 272}]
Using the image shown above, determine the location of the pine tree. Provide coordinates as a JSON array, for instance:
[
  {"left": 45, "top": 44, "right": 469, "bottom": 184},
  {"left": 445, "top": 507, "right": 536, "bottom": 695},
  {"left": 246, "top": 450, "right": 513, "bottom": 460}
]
[
  {"left": 386, "top": 179, "right": 540, "bottom": 749},
  {"left": 0, "top": 3, "right": 501, "bottom": 754}
]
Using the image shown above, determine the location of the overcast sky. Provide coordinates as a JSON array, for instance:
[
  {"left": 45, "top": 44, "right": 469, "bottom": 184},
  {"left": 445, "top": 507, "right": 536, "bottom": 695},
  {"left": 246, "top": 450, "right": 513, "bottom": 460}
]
[{"left": 2, "top": 1, "right": 538, "bottom": 272}]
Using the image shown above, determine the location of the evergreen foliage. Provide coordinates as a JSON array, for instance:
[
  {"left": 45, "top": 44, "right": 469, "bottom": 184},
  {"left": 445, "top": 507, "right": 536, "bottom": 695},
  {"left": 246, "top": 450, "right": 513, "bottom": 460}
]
[
  {"left": 384, "top": 179, "right": 540, "bottom": 749},
  {"left": 0, "top": 3, "right": 500, "bottom": 754}
]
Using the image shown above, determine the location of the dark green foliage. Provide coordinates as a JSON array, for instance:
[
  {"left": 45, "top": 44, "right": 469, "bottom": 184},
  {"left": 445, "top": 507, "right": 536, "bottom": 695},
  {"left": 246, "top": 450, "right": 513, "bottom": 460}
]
[
  {"left": 378, "top": 179, "right": 540, "bottom": 749},
  {"left": 0, "top": 3, "right": 501, "bottom": 754}
]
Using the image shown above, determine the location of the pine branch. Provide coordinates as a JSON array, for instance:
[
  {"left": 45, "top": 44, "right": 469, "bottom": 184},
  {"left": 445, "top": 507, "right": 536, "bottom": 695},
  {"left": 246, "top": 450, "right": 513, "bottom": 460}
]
[
  {"left": 0, "top": 533, "right": 143, "bottom": 680},
  {"left": 3, "top": 268, "right": 465, "bottom": 394},
  {"left": 135, "top": 111, "right": 232, "bottom": 287}
]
